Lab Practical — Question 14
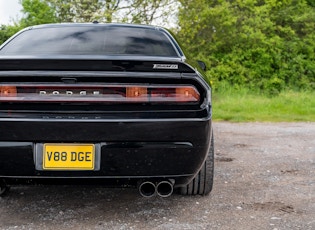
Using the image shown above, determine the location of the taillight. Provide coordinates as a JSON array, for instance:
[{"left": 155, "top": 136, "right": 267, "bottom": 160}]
[
  {"left": 126, "top": 87, "right": 148, "bottom": 101},
  {"left": 176, "top": 87, "right": 200, "bottom": 102},
  {"left": 0, "top": 86, "right": 17, "bottom": 97},
  {"left": 151, "top": 86, "right": 200, "bottom": 102},
  {"left": 0, "top": 84, "right": 200, "bottom": 104}
]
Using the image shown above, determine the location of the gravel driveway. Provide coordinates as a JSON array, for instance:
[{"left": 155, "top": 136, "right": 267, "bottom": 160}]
[{"left": 0, "top": 122, "right": 314, "bottom": 230}]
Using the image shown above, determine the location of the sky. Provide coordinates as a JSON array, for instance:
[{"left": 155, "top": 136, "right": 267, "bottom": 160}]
[{"left": 0, "top": 0, "right": 22, "bottom": 25}]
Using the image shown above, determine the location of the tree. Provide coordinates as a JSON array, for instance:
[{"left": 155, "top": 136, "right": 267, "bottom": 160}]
[
  {"left": 177, "top": 0, "right": 315, "bottom": 93},
  {"left": 122, "top": 0, "right": 178, "bottom": 25},
  {"left": 20, "top": 0, "right": 57, "bottom": 27},
  {"left": 46, "top": 0, "right": 176, "bottom": 24},
  {"left": 1, "top": 0, "right": 178, "bottom": 45},
  {"left": 306, "top": 0, "right": 315, "bottom": 7},
  {"left": 46, "top": 0, "right": 104, "bottom": 22},
  {"left": 1, "top": 0, "right": 55, "bottom": 45}
]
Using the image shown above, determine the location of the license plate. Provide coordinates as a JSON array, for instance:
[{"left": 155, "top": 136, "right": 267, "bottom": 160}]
[{"left": 43, "top": 144, "right": 95, "bottom": 170}]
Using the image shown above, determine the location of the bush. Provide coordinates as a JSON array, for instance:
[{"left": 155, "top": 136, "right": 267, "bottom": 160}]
[{"left": 178, "top": 0, "right": 315, "bottom": 94}]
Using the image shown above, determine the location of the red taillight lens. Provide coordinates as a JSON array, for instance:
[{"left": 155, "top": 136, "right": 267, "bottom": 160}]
[
  {"left": 176, "top": 87, "right": 200, "bottom": 102},
  {"left": 151, "top": 86, "right": 200, "bottom": 103},
  {"left": 0, "top": 84, "right": 200, "bottom": 104},
  {"left": 126, "top": 87, "right": 148, "bottom": 101},
  {"left": 0, "top": 86, "right": 17, "bottom": 97}
]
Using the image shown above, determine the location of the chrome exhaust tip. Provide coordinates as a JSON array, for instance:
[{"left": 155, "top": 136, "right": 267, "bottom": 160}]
[
  {"left": 156, "top": 181, "right": 174, "bottom": 198},
  {"left": 138, "top": 181, "right": 156, "bottom": 198}
]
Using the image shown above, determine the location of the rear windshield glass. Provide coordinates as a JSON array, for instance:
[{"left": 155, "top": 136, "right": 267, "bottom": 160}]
[{"left": 0, "top": 26, "right": 178, "bottom": 57}]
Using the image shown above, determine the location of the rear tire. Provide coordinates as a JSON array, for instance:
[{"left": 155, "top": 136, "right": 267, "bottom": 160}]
[{"left": 179, "top": 133, "right": 214, "bottom": 195}]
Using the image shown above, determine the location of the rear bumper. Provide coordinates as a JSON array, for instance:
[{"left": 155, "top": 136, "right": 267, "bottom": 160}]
[{"left": 0, "top": 117, "right": 212, "bottom": 186}]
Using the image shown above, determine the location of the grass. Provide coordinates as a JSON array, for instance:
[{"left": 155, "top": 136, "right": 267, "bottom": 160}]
[{"left": 212, "top": 88, "right": 315, "bottom": 122}]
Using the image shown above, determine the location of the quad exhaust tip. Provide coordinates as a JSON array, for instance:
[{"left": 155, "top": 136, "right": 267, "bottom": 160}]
[
  {"left": 139, "top": 181, "right": 156, "bottom": 198},
  {"left": 138, "top": 180, "right": 174, "bottom": 198},
  {"left": 156, "top": 181, "right": 174, "bottom": 198}
]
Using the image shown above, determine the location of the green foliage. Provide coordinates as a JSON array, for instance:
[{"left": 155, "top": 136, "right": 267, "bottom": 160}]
[
  {"left": 306, "top": 0, "right": 315, "bottom": 7},
  {"left": 47, "top": 0, "right": 105, "bottom": 22},
  {"left": 45, "top": 0, "right": 175, "bottom": 24},
  {"left": 121, "top": 0, "right": 177, "bottom": 25},
  {"left": 177, "top": 0, "right": 315, "bottom": 94},
  {"left": 20, "top": 0, "right": 57, "bottom": 27}
]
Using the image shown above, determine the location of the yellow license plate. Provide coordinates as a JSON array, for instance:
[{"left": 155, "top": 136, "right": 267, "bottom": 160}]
[{"left": 43, "top": 144, "right": 95, "bottom": 170}]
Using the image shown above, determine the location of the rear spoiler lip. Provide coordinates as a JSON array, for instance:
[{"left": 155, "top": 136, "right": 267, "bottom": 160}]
[
  {"left": 0, "top": 54, "right": 182, "bottom": 61},
  {"left": 0, "top": 55, "right": 195, "bottom": 73}
]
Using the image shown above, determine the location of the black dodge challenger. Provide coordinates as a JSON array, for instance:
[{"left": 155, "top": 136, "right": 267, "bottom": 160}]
[{"left": 0, "top": 23, "right": 213, "bottom": 197}]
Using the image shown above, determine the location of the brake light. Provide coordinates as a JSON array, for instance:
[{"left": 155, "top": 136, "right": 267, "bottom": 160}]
[
  {"left": 0, "top": 86, "right": 17, "bottom": 97},
  {"left": 151, "top": 86, "right": 200, "bottom": 102},
  {"left": 0, "top": 84, "right": 200, "bottom": 104},
  {"left": 126, "top": 87, "right": 148, "bottom": 101},
  {"left": 176, "top": 87, "right": 200, "bottom": 102}
]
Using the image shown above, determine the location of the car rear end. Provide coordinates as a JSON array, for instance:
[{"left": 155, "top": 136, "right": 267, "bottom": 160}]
[{"left": 0, "top": 24, "right": 212, "bottom": 196}]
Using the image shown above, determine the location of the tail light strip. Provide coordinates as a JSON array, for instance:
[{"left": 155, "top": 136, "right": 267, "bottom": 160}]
[{"left": 0, "top": 84, "right": 200, "bottom": 104}]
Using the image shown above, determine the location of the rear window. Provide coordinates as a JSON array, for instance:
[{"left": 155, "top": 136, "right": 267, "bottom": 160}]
[{"left": 0, "top": 26, "right": 178, "bottom": 57}]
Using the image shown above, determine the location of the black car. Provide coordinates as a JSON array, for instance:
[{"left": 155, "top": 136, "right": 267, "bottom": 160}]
[{"left": 0, "top": 23, "right": 213, "bottom": 198}]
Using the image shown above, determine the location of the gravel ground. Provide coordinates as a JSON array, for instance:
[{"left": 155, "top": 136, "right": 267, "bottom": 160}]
[{"left": 0, "top": 122, "right": 314, "bottom": 230}]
